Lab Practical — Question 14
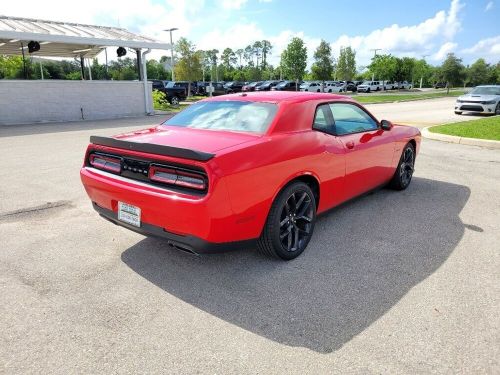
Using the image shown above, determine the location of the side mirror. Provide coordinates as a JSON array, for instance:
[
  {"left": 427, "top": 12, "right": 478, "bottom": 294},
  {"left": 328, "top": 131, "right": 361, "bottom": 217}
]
[{"left": 380, "top": 119, "right": 393, "bottom": 131}]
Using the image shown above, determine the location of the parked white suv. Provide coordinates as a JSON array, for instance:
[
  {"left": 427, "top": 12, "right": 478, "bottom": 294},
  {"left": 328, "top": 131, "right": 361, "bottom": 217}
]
[
  {"left": 357, "top": 81, "right": 382, "bottom": 93},
  {"left": 299, "top": 82, "right": 322, "bottom": 92},
  {"left": 398, "top": 81, "right": 412, "bottom": 90},
  {"left": 384, "top": 81, "right": 396, "bottom": 90}
]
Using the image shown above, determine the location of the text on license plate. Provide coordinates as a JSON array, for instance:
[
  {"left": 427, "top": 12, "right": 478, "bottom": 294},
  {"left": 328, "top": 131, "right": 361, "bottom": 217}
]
[{"left": 118, "top": 202, "right": 141, "bottom": 227}]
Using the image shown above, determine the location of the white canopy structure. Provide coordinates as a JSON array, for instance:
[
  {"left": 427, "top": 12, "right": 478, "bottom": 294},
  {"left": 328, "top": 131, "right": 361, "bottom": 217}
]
[
  {"left": 0, "top": 15, "right": 172, "bottom": 120},
  {"left": 0, "top": 15, "right": 170, "bottom": 58}
]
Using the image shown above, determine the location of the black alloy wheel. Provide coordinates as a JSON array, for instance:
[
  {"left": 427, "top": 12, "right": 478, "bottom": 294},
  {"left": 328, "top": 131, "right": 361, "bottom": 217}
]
[
  {"left": 258, "top": 182, "right": 316, "bottom": 260},
  {"left": 390, "top": 143, "right": 415, "bottom": 190}
]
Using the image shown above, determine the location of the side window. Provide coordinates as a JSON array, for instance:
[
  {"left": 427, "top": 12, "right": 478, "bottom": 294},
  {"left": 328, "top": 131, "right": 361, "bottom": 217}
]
[
  {"left": 313, "top": 104, "right": 333, "bottom": 133},
  {"left": 329, "top": 103, "right": 378, "bottom": 135}
]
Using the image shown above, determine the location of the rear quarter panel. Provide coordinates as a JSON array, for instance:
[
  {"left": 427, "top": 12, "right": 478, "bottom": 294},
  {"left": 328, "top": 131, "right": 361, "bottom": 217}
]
[{"left": 213, "top": 129, "right": 345, "bottom": 239}]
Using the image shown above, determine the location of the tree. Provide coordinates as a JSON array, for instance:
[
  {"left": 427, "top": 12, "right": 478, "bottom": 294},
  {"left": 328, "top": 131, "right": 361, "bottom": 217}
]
[
  {"left": 441, "top": 53, "right": 465, "bottom": 87},
  {"left": 394, "top": 57, "right": 415, "bottom": 84},
  {"left": 368, "top": 54, "right": 396, "bottom": 81},
  {"left": 174, "top": 37, "right": 202, "bottom": 95},
  {"left": 336, "top": 46, "right": 356, "bottom": 81},
  {"left": 243, "top": 45, "right": 254, "bottom": 66},
  {"left": 261, "top": 40, "right": 272, "bottom": 70},
  {"left": 311, "top": 39, "right": 333, "bottom": 81},
  {"left": 489, "top": 62, "right": 500, "bottom": 84},
  {"left": 467, "top": 58, "right": 490, "bottom": 86},
  {"left": 221, "top": 48, "right": 236, "bottom": 70},
  {"left": 204, "top": 49, "right": 219, "bottom": 81},
  {"left": 235, "top": 48, "right": 244, "bottom": 68},
  {"left": 253, "top": 41, "right": 263, "bottom": 67},
  {"left": 280, "top": 37, "right": 307, "bottom": 82},
  {"left": 413, "top": 59, "right": 433, "bottom": 87}
]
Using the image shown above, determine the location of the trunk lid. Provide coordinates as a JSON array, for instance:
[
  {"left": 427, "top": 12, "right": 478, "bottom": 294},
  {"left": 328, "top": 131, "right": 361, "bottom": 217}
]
[{"left": 113, "top": 125, "right": 259, "bottom": 154}]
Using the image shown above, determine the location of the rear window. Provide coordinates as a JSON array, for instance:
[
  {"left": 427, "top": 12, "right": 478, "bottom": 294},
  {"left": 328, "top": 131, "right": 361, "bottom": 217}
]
[{"left": 162, "top": 101, "right": 278, "bottom": 133}]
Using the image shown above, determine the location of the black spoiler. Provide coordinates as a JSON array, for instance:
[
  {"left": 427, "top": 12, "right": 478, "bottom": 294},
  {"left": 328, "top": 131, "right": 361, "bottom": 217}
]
[{"left": 89, "top": 136, "right": 215, "bottom": 162}]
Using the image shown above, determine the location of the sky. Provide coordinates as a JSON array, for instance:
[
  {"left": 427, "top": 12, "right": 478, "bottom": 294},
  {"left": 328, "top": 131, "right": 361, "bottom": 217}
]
[{"left": 2, "top": 0, "right": 499, "bottom": 68}]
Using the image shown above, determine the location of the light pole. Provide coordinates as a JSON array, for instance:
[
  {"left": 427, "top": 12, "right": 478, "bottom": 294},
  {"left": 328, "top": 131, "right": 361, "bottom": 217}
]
[
  {"left": 164, "top": 28, "right": 178, "bottom": 81},
  {"left": 370, "top": 48, "right": 381, "bottom": 81},
  {"left": 420, "top": 54, "right": 429, "bottom": 89}
]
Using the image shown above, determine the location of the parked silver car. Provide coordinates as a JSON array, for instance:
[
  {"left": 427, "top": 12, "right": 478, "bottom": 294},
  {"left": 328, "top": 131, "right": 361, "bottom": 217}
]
[{"left": 455, "top": 85, "right": 500, "bottom": 115}]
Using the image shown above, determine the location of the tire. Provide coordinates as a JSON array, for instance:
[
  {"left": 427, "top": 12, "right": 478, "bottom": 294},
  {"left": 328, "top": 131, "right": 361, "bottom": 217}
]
[
  {"left": 367, "top": 88, "right": 371, "bottom": 93},
  {"left": 495, "top": 102, "right": 500, "bottom": 115},
  {"left": 454, "top": 111, "right": 462, "bottom": 115},
  {"left": 170, "top": 96, "right": 180, "bottom": 106},
  {"left": 390, "top": 143, "right": 416, "bottom": 190},
  {"left": 258, "top": 182, "right": 317, "bottom": 260}
]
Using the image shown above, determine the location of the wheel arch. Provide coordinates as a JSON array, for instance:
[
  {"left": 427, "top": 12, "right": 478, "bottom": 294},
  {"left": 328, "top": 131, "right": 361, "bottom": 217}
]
[{"left": 273, "top": 172, "right": 321, "bottom": 210}]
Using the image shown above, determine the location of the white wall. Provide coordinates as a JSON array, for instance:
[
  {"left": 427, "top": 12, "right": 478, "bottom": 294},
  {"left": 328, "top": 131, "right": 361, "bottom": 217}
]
[{"left": 0, "top": 80, "right": 153, "bottom": 125}]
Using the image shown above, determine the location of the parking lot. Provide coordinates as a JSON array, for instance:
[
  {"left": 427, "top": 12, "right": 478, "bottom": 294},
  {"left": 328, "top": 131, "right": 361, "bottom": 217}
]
[{"left": 1, "top": 98, "right": 499, "bottom": 373}]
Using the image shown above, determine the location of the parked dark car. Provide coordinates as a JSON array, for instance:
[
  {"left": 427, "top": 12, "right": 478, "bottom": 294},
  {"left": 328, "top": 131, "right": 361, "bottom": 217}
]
[
  {"left": 433, "top": 82, "right": 447, "bottom": 89},
  {"left": 242, "top": 81, "right": 263, "bottom": 92},
  {"left": 150, "top": 80, "right": 187, "bottom": 105},
  {"left": 345, "top": 81, "right": 357, "bottom": 92},
  {"left": 191, "top": 81, "right": 208, "bottom": 96},
  {"left": 206, "top": 82, "right": 227, "bottom": 96},
  {"left": 224, "top": 81, "right": 244, "bottom": 93},
  {"left": 255, "top": 80, "right": 281, "bottom": 91},
  {"left": 272, "top": 80, "right": 300, "bottom": 91}
]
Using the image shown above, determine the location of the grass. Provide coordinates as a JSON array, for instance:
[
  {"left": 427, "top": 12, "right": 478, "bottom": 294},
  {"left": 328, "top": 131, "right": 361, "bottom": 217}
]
[
  {"left": 352, "top": 90, "right": 465, "bottom": 104},
  {"left": 185, "top": 95, "right": 206, "bottom": 102},
  {"left": 429, "top": 116, "right": 500, "bottom": 141},
  {"left": 153, "top": 102, "right": 189, "bottom": 113}
]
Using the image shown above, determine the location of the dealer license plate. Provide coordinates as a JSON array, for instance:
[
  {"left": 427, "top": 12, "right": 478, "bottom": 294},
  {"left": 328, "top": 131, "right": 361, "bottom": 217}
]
[{"left": 118, "top": 202, "right": 141, "bottom": 227}]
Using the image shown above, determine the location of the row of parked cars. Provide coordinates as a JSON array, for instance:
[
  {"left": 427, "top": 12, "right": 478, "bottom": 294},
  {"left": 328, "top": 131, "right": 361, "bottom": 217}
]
[{"left": 150, "top": 78, "right": 415, "bottom": 104}]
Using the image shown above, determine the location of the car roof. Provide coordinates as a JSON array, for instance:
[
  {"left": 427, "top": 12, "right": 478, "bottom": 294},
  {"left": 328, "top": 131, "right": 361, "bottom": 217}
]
[{"left": 201, "top": 91, "right": 351, "bottom": 104}]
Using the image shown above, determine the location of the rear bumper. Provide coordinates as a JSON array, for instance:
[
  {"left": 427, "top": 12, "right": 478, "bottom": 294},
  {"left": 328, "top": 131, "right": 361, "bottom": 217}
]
[
  {"left": 80, "top": 166, "right": 259, "bottom": 246},
  {"left": 93, "top": 202, "right": 256, "bottom": 254}
]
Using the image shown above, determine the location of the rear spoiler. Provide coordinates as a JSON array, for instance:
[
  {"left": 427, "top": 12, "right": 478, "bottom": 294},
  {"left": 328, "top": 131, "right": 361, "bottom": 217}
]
[{"left": 89, "top": 136, "right": 215, "bottom": 162}]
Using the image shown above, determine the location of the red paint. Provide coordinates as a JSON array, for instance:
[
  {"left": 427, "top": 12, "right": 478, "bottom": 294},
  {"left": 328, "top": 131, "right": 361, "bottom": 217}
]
[{"left": 80, "top": 92, "right": 421, "bottom": 246}]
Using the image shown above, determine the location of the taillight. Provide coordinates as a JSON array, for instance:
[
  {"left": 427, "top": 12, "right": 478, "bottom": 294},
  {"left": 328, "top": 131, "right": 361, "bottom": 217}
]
[
  {"left": 149, "top": 164, "right": 206, "bottom": 191},
  {"left": 89, "top": 154, "right": 121, "bottom": 173}
]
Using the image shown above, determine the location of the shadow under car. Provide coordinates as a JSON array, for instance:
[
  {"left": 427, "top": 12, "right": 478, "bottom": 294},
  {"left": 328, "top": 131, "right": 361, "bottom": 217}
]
[{"left": 121, "top": 177, "right": 470, "bottom": 353}]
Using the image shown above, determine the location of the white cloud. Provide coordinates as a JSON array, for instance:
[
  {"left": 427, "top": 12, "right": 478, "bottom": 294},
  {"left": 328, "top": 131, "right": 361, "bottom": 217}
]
[
  {"left": 432, "top": 42, "right": 458, "bottom": 60},
  {"left": 3, "top": 0, "right": 492, "bottom": 69},
  {"left": 462, "top": 35, "right": 500, "bottom": 61},
  {"left": 221, "top": 0, "right": 248, "bottom": 10},
  {"left": 485, "top": 1, "right": 494, "bottom": 11},
  {"left": 329, "top": 0, "right": 464, "bottom": 65}
]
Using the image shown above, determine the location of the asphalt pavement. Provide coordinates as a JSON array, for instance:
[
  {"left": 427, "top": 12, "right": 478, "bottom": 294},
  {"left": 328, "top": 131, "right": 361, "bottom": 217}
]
[
  {"left": 365, "top": 96, "right": 466, "bottom": 127},
  {"left": 1, "top": 100, "right": 499, "bottom": 374}
]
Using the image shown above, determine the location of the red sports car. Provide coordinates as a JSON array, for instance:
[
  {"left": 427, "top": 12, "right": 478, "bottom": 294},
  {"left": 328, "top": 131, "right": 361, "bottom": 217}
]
[{"left": 81, "top": 92, "right": 420, "bottom": 260}]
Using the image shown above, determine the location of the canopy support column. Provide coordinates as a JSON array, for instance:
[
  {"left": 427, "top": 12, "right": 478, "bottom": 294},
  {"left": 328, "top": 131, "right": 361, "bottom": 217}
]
[
  {"left": 141, "top": 49, "right": 152, "bottom": 114},
  {"left": 80, "top": 56, "right": 85, "bottom": 80},
  {"left": 87, "top": 59, "right": 92, "bottom": 80},
  {"left": 136, "top": 49, "right": 143, "bottom": 80}
]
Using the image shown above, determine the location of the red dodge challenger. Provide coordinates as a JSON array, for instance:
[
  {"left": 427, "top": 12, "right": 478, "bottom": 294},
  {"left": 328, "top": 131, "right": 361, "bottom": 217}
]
[{"left": 81, "top": 91, "right": 421, "bottom": 260}]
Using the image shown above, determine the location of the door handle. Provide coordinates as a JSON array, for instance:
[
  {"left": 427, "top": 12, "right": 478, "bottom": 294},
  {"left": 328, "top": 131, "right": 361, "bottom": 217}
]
[{"left": 345, "top": 141, "right": 355, "bottom": 149}]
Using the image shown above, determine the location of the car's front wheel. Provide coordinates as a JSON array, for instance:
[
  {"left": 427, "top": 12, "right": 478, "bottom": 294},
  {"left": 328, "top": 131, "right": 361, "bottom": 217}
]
[
  {"left": 390, "top": 143, "right": 415, "bottom": 190},
  {"left": 258, "top": 182, "right": 317, "bottom": 260},
  {"left": 170, "top": 96, "right": 180, "bottom": 106},
  {"left": 495, "top": 102, "right": 500, "bottom": 115}
]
